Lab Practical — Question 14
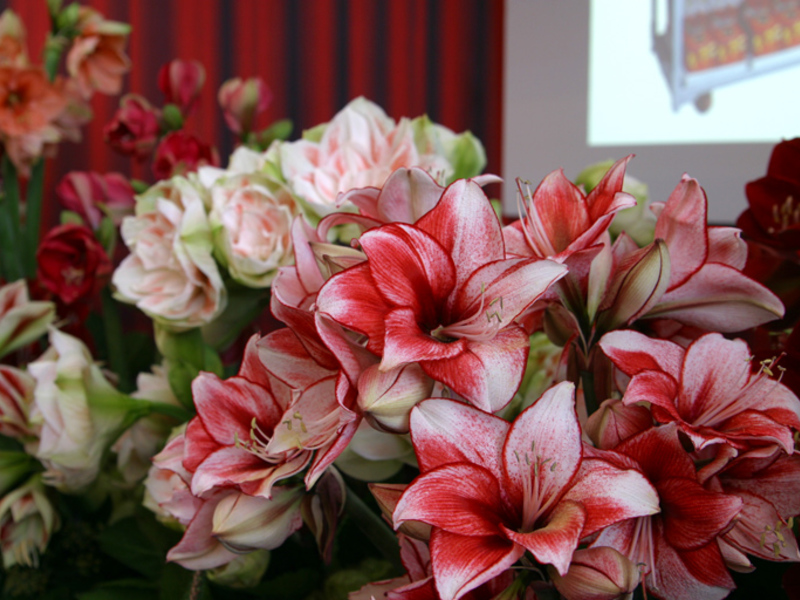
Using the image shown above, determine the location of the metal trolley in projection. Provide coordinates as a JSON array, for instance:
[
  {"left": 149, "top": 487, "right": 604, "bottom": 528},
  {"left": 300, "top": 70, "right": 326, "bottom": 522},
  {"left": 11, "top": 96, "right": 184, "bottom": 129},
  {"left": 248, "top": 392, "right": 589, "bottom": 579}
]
[{"left": 652, "top": 0, "right": 800, "bottom": 111}]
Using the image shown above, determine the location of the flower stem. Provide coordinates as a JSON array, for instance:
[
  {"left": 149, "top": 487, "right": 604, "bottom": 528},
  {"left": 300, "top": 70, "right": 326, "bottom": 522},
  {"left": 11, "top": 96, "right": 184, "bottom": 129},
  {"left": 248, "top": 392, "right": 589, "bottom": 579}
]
[
  {"left": 0, "top": 157, "right": 23, "bottom": 282},
  {"left": 23, "top": 159, "right": 45, "bottom": 279},
  {"left": 101, "top": 286, "right": 131, "bottom": 392},
  {"left": 343, "top": 484, "right": 403, "bottom": 574},
  {"left": 581, "top": 368, "right": 599, "bottom": 417}
]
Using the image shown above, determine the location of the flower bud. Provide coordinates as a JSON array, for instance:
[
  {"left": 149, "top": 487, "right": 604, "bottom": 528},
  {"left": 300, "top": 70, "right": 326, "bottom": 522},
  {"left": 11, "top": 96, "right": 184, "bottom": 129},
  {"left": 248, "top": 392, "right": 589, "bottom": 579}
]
[
  {"left": 584, "top": 398, "right": 652, "bottom": 450},
  {"left": 0, "top": 475, "right": 60, "bottom": 568},
  {"left": 212, "top": 487, "right": 303, "bottom": 552},
  {"left": 597, "top": 239, "right": 670, "bottom": 333},
  {"left": 357, "top": 363, "right": 434, "bottom": 433},
  {"left": 369, "top": 483, "right": 431, "bottom": 542},
  {"left": 0, "top": 281, "right": 55, "bottom": 360},
  {"left": 549, "top": 547, "right": 640, "bottom": 600},
  {"left": 301, "top": 468, "right": 345, "bottom": 562},
  {"left": 310, "top": 242, "right": 367, "bottom": 279},
  {"left": 158, "top": 59, "right": 205, "bottom": 115},
  {"left": 218, "top": 76, "right": 272, "bottom": 135},
  {"left": 26, "top": 328, "right": 141, "bottom": 492}
]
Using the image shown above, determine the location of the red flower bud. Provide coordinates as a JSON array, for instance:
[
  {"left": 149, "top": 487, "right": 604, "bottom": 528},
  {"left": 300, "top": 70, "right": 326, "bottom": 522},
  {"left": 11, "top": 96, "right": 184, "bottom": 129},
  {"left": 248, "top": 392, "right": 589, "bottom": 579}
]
[
  {"left": 218, "top": 76, "right": 272, "bottom": 135},
  {"left": 157, "top": 59, "right": 205, "bottom": 115}
]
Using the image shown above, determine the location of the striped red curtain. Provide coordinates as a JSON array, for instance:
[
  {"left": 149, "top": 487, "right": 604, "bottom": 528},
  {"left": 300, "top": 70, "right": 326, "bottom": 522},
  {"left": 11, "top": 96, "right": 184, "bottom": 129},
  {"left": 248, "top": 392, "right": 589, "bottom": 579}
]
[{"left": 3, "top": 0, "right": 504, "bottom": 212}]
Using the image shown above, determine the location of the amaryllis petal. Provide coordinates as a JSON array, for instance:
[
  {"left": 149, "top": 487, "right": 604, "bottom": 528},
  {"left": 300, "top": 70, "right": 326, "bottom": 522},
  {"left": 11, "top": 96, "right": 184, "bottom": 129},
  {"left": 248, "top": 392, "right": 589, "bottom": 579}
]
[
  {"left": 564, "top": 457, "right": 659, "bottom": 536},
  {"left": 420, "top": 326, "right": 529, "bottom": 412},
  {"left": 678, "top": 334, "right": 751, "bottom": 421},
  {"left": 211, "top": 487, "right": 303, "bottom": 552},
  {"left": 182, "top": 418, "right": 217, "bottom": 473},
  {"left": 647, "top": 262, "right": 784, "bottom": 331},
  {"left": 393, "top": 463, "right": 506, "bottom": 537},
  {"left": 256, "top": 328, "right": 335, "bottom": 394},
  {"left": 429, "top": 529, "right": 523, "bottom": 600},
  {"left": 359, "top": 223, "right": 456, "bottom": 318},
  {"left": 623, "top": 371, "right": 680, "bottom": 419},
  {"left": 315, "top": 262, "right": 390, "bottom": 353},
  {"left": 376, "top": 167, "right": 446, "bottom": 223},
  {"left": 409, "top": 398, "right": 509, "bottom": 477},
  {"left": 190, "top": 446, "right": 278, "bottom": 497},
  {"left": 717, "top": 410, "right": 795, "bottom": 453},
  {"left": 167, "top": 492, "right": 239, "bottom": 570},
  {"left": 721, "top": 489, "right": 800, "bottom": 563},
  {"left": 649, "top": 523, "right": 735, "bottom": 600},
  {"left": 598, "top": 329, "right": 684, "bottom": 378},
  {"left": 415, "top": 179, "right": 504, "bottom": 290},
  {"left": 657, "top": 477, "right": 742, "bottom": 551},
  {"left": 707, "top": 227, "right": 747, "bottom": 270},
  {"left": 192, "top": 373, "right": 282, "bottom": 446},
  {"left": 382, "top": 307, "right": 467, "bottom": 370},
  {"left": 502, "top": 382, "right": 582, "bottom": 513},
  {"left": 502, "top": 499, "right": 586, "bottom": 575},
  {"left": 654, "top": 176, "right": 709, "bottom": 290},
  {"left": 527, "top": 170, "right": 591, "bottom": 256},
  {"left": 722, "top": 454, "right": 800, "bottom": 519},
  {"left": 454, "top": 258, "right": 567, "bottom": 329},
  {"left": 586, "top": 155, "right": 635, "bottom": 221}
]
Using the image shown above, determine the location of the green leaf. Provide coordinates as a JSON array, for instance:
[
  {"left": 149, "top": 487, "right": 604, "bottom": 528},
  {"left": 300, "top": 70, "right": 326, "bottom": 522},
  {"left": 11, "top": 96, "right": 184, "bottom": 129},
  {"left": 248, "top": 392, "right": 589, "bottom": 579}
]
[
  {"left": 24, "top": 159, "right": 45, "bottom": 278},
  {"left": 161, "top": 104, "right": 185, "bottom": 133},
  {"left": 60, "top": 210, "right": 85, "bottom": 226},
  {"left": 97, "top": 517, "right": 172, "bottom": 579},
  {"left": 244, "top": 568, "right": 322, "bottom": 599},
  {"left": 167, "top": 361, "right": 200, "bottom": 409},
  {"left": 77, "top": 580, "right": 156, "bottom": 600},
  {"left": 257, "top": 119, "right": 293, "bottom": 149},
  {"left": 159, "top": 563, "right": 212, "bottom": 600}
]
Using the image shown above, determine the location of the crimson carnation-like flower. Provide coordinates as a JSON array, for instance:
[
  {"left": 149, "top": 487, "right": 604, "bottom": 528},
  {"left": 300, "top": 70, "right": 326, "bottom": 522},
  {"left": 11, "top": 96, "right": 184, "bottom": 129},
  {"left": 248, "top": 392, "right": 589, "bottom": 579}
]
[{"left": 36, "top": 223, "right": 111, "bottom": 305}]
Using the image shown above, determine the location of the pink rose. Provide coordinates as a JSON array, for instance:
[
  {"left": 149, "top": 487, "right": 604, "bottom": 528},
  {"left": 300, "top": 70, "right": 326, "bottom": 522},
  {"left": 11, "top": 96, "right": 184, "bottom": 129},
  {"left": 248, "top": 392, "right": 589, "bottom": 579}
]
[
  {"left": 279, "top": 97, "right": 447, "bottom": 217},
  {"left": 152, "top": 130, "right": 219, "bottom": 180},
  {"left": 209, "top": 174, "right": 295, "bottom": 287},
  {"left": 104, "top": 94, "right": 161, "bottom": 160},
  {"left": 55, "top": 171, "right": 135, "bottom": 229},
  {"left": 112, "top": 177, "right": 226, "bottom": 330}
]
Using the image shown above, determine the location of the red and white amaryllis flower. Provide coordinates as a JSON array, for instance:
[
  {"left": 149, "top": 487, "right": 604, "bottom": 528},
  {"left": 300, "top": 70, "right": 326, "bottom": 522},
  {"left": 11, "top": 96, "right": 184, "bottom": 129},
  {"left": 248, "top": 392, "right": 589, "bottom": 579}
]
[
  {"left": 392, "top": 382, "right": 659, "bottom": 600},
  {"left": 599, "top": 330, "right": 800, "bottom": 454},
  {"left": 642, "top": 175, "right": 784, "bottom": 331},
  {"left": 590, "top": 424, "right": 743, "bottom": 600},
  {"left": 503, "top": 155, "right": 636, "bottom": 261},
  {"left": 316, "top": 179, "right": 567, "bottom": 412}
]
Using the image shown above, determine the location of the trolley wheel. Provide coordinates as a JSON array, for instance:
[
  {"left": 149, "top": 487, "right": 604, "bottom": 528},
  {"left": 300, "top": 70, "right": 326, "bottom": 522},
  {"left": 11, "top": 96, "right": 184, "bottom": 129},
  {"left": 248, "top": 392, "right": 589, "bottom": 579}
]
[{"left": 694, "top": 93, "right": 712, "bottom": 113}]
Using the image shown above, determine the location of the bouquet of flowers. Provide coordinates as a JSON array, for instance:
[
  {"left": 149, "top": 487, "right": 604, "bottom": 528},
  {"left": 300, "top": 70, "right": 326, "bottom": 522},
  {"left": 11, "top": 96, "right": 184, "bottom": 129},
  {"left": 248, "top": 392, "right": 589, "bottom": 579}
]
[{"left": 1, "top": 3, "right": 799, "bottom": 600}]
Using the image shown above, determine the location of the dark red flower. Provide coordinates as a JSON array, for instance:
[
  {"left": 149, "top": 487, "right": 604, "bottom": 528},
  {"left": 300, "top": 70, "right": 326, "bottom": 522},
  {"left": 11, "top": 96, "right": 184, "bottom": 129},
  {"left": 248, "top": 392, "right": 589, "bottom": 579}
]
[
  {"left": 103, "top": 93, "right": 161, "bottom": 160},
  {"left": 738, "top": 138, "right": 800, "bottom": 256},
  {"left": 152, "top": 130, "right": 219, "bottom": 180},
  {"left": 36, "top": 224, "right": 111, "bottom": 305}
]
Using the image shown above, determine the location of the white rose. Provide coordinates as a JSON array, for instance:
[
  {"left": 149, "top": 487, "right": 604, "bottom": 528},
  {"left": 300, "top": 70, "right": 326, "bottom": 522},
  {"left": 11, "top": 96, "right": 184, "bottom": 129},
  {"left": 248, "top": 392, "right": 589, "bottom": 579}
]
[
  {"left": 209, "top": 174, "right": 295, "bottom": 288},
  {"left": 113, "top": 176, "right": 226, "bottom": 331}
]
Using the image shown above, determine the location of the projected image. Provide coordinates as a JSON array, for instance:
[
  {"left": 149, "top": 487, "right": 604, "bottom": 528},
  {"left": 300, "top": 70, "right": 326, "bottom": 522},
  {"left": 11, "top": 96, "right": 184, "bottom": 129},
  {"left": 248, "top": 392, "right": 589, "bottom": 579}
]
[{"left": 588, "top": 0, "right": 800, "bottom": 145}]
